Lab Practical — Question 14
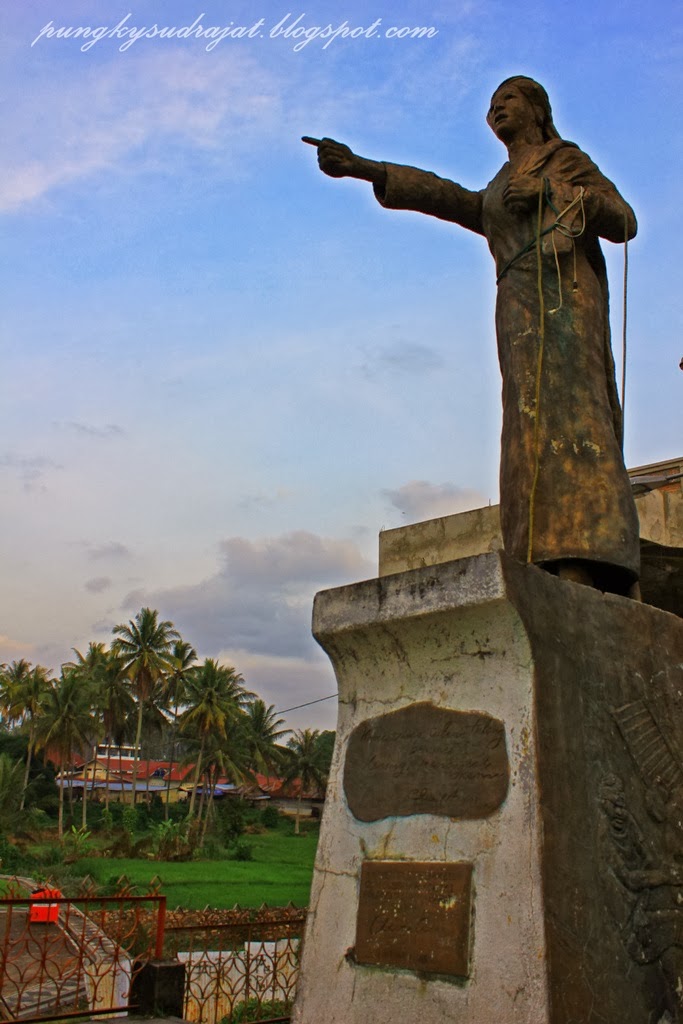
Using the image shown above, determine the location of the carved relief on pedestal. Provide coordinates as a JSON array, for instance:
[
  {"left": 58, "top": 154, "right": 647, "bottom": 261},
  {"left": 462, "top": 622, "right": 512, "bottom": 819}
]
[{"left": 599, "top": 700, "right": 683, "bottom": 1021}]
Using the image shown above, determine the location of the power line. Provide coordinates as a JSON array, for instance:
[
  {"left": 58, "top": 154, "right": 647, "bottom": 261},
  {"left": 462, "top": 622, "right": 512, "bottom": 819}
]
[{"left": 277, "top": 693, "right": 338, "bottom": 715}]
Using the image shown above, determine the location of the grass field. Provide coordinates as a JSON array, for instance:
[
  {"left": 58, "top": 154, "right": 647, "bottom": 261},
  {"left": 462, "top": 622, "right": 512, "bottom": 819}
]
[{"left": 73, "top": 826, "right": 320, "bottom": 909}]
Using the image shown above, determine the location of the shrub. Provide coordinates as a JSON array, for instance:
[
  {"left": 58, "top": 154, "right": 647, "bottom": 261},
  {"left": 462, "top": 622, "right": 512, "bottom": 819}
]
[
  {"left": 260, "top": 805, "right": 279, "bottom": 829},
  {"left": 63, "top": 825, "right": 93, "bottom": 862},
  {"left": 152, "top": 820, "right": 193, "bottom": 862},
  {"left": 134, "top": 803, "right": 150, "bottom": 831},
  {"left": 215, "top": 799, "right": 247, "bottom": 843},
  {"left": 36, "top": 845, "right": 63, "bottom": 867},
  {"left": 201, "top": 837, "right": 228, "bottom": 860},
  {"left": 0, "top": 836, "right": 23, "bottom": 873},
  {"left": 108, "top": 801, "right": 125, "bottom": 825},
  {"left": 223, "top": 998, "right": 289, "bottom": 1022},
  {"left": 122, "top": 806, "right": 137, "bottom": 835},
  {"left": 228, "top": 840, "right": 253, "bottom": 862},
  {"left": 108, "top": 829, "right": 134, "bottom": 858},
  {"left": 147, "top": 794, "right": 165, "bottom": 822},
  {"left": 24, "top": 807, "right": 52, "bottom": 831}
]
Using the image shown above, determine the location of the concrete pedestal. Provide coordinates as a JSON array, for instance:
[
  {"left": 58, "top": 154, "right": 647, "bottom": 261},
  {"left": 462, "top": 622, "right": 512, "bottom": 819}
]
[{"left": 292, "top": 552, "right": 683, "bottom": 1024}]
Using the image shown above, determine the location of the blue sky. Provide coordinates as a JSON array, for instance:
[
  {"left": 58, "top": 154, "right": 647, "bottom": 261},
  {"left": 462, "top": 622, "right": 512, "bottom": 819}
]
[{"left": 1, "top": 0, "right": 681, "bottom": 731}]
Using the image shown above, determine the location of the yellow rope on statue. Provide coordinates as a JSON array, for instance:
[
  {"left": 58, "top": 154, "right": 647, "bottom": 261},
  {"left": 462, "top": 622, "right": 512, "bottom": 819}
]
[
  {"left": 620, "top": 210, "right": 629, "bottom": 451},
  {"left": 526, "top": 182, "right": 547, "bottom": 564}
]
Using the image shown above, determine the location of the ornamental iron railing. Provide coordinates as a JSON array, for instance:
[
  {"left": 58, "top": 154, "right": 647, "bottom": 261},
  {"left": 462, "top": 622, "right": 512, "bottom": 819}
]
[
  {"left": 0, "top": 877, "right": 307, "bottom": 1024},
  {"left": 0, "top": 877, "right": 164, "bottom": 1023},
  {"left": 163, "top": 904, "right": 307, "bottom": 1024}
]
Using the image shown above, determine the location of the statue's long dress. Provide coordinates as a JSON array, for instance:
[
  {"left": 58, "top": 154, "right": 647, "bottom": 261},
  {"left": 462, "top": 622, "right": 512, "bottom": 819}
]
[{"left": 375, "top": 140, "right": 640, "bottom": 583}]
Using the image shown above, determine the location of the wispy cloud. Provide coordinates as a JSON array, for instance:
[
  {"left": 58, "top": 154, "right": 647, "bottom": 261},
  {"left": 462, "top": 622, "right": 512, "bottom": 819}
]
[
  {"left": 1, "top": 10, "right": 488, "bottom": 215},
  {"left": 383, "top": 479, "right": 486, "bottom": 522},
  {"left": 54, "top": 421, "right": 125, "bottom": 439},
  {"left": 87, "top": 542, "right": 132, "bottom": 561},
  {"left": 84, "top": 576, "right": 112, "bottom": 593},
  {"left": 1, "top": 50, "right": 280, "bottom": 210},
  {"left": 0, "top": 453, "right": 62, "bottom": 487},
  {"left": 359, "top": 340, "right": 445, "bottom": 380},
  {"left": 236, "top": 488, "right": 294, "bottom": 512}
]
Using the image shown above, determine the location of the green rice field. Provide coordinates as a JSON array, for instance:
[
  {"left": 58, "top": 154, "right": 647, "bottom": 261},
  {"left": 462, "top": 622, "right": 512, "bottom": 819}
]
[{"left": 73, "top": 827, "right": 320, "bottom": 909}]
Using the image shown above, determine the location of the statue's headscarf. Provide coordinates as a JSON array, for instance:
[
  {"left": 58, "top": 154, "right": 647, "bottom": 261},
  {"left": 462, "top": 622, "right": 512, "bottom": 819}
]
[{"left": 489, "top": 76, "right": 561, "bottom": 142}]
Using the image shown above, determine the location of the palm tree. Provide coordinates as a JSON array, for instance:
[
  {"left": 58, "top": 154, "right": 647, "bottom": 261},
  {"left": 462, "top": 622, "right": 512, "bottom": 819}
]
[
  {"left": 0, "top": 753, "right": 24, "bottom": 830},
  {"left": 281, "top": 729, "right": 329, "bottom": 835},
  {"left": 2, "top": 660, "right": 53, "bottom": 811},
  {"left": 0, "top": 662, "right": 18, "bottom": 726},
  {"left": 70, "top": 643, "right": 132, "bottom": 741},
  {"left": 243, "top": 699, "right": 289, "bottom": 775},
  {"left": 162, "top": 640, "right": 197, "bottom": 817},
  {"left": 111, "top": 608, "right": 179, "bottom": 805},
  {"left": 196, "top": 725, "right": 251, "bottom": 845},
  {"left": 67, "top": 644, "right": 134, "bottom": 814},
  {"left": 35, "top": 671, "right": 94, "bottom": 838},
  {"left": 178, "top": 659, "right": 249, "bottom": 818}
]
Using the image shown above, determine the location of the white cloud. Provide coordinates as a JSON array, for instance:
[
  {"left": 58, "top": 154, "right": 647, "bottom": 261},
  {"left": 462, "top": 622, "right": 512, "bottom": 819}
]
[
  {"left": 383, "top": 479, "right": 486, "bottom": 522},
  {"left": 237, "top": 488, "right": 294, "bottom": 512},
  {"left": 54, "top": 421, "right": 125, "bottom": 440},
  {"left": 0, "top": 453, "right": 62, "bottom": 487},
  {"left": 1, "top": 50, "right": 281, "bottom": 210},
  {"left": 218, "top": 531, "right": 370, "bottom": 586},
  {"left": 85, "top": 576, "right": 112, "bottom": 593},
  {"left": 359, "top": 340, "right": 444, "bottom": 380},
  {"left": 120, "top": 530, "right": 372, "bottom": 661},
  {"left": 88, "top": 542, "right": 132, "bottom": 561},
  {"left": 1, "top": 13, "right": 489, "bottom": 214}
]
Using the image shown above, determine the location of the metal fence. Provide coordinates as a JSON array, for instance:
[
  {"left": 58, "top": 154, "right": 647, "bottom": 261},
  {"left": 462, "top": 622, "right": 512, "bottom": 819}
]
[
  {"left": 163, "top": 905, "right": 307, "bottom": 1024},
  {"left": 0, "top": 879, "right": 306, "bottom": 1024},
  {"left": 0, "top": 884, "right": 165, "bottom": 1022}
]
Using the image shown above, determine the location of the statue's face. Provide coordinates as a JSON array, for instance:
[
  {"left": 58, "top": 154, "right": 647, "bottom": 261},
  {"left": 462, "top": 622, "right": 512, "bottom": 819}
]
[{"left": 487, "top": 84, "right": 536, "bottom": 142}]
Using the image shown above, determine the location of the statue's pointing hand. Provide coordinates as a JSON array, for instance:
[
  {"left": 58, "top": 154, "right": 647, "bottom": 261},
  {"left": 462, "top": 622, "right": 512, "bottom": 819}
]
[{"left": 302, "top": 137, "right": 357, "bottom": 178}]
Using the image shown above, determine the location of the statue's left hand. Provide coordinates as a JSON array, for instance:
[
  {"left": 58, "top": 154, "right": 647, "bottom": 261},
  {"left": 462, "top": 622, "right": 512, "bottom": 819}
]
[{"left": 503, "top": 173, "right": 541, "bottom": 213}]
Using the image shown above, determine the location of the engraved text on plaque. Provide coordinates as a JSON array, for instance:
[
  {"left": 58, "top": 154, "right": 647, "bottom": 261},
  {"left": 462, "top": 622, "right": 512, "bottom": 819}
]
[{"left": 355, "top": 860, "right": 473, "bottom": 976}]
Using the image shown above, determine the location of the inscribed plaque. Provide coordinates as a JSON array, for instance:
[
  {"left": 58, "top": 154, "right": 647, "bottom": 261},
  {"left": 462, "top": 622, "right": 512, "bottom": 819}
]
[
  {"left": 344, "top": 702, "right": 509, "bottom": 821},
  {"left": 355, "top": 860, "right": 473, "bottom": 976}
]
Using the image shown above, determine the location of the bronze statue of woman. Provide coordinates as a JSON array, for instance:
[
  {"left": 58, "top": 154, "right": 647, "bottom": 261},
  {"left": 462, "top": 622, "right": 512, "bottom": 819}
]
[{"left": 305, "top": 76, "right": 640, "bottom": 596}]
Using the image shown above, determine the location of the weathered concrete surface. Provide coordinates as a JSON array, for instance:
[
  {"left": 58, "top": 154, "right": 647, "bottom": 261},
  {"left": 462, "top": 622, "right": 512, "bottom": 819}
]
[
  {"left": 293, "top": 554, "right": 546, "bottom": 1024},
  {"left": 293, "top": 552, "right": 683, "bottom": 1024},
  {"left": 379, "top": 505, "right": 502, "bottom": 577},
  {"left": 631, "top": 456, "right": 683, "bottom": 549}
]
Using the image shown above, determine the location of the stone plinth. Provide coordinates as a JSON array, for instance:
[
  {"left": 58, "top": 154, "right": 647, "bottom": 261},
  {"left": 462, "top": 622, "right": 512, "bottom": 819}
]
[
  {"left": 292, "top": 551, "right": 683, "bottom": 1024},
  {"left": 378, "top": 504, "right": 502, "bottom": 576}
]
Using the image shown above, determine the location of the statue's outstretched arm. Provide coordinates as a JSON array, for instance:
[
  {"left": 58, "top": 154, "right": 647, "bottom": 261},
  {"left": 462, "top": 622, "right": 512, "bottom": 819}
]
[
  {"left": 303, "top": 136, "right": 484, "bottom": 236},
  {"left": 375, "top": 162, "right": 484, "bottom": 236}
]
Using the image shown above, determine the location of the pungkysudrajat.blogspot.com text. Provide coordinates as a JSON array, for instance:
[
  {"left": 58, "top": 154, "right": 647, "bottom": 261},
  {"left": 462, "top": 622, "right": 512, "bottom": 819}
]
[{"left": 31, "top": 13, "right": 439, "bottom": 52}]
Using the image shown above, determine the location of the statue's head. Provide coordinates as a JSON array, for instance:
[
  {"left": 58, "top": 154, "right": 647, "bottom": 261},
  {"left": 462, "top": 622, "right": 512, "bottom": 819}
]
[{"left": 487, "top": 76, "right": 560, "bottom": 143}]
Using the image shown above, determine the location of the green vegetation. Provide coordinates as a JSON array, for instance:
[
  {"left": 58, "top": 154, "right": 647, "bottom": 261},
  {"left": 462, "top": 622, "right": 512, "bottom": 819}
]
[
  {"left": 222, "top": 998, "right": 290, "bottom": 1022},
  {"left": 0, "top": 606, "right": 334, "bottom": 910},
  {"left": 0, "top": 800, "right": 321, "bottom": 907},
  {"left": 75, "top": 823, "right": 320, "bottom": 908}
]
